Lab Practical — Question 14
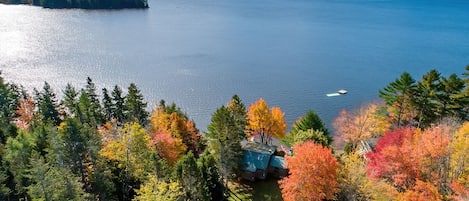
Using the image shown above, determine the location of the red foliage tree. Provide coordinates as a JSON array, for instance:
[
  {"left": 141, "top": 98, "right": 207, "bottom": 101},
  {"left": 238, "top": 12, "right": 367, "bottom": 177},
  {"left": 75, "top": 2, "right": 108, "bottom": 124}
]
[
  {"left": 366, "top": 126, "right": 451, "bottom": 192},
  {"left": 279, "top": 141, "right": 338, "bottom": 201},
  {"left": 149, "top": 131, "right": 186, "bottom": 166}
]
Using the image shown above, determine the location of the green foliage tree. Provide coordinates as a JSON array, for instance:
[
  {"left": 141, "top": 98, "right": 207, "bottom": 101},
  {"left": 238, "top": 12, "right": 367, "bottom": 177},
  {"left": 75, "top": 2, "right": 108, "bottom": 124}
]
[
  {"left": 198, "top": 151, "right": 224, "bottom": 201},
  {"left": 379, "top": 72, "right": 416, "bottom": 127},
  {"left": 4, "top": 130, "right": 34, "bottom": 199},
  {"left": 80, "top": 77, "right": 104, "bottom": 125},
  {"left": 226, "top": 94, "right": 247, "bottom": 139},
  {"left": 206, "top": 106, "right": 243, "bottom": 194},
  {"left": 285, "top": 110, "right": 332, "bottom": 147},
  {"left": 62, "top": 83, "right": 79, "bottom": 117},
  {"left": 413, "top": 70, "right": 441, "bottom": 128},
  {"left": 125, "top": 83, "right": 149, "bottom": 126},
  {"left": 0, "top": 72, "right": 20, "bottom": 128},
  {"left": 436, "top": 73, "right": 465, "bottom": 120},
  {"left": 57, "top": 118, "right": 89, "bottom": 188},
  {"left": 27, "top": 153, "right": 91, "bottom": 201},
  {"left": 459, "top": 65, "right": 469, "bottom": 120},
  {"left": 174, "top": 152, "right": 210, "bottom": 201},
  {"left": 0, "top": 73, "right": 20, "bottom": 145},
  {"left": 35, "top": 82, "right": 60, "bottom": 126},
  {"left": 100, "top": 122, "right": 155, "bottom": 200},
  {"left": 102, "top": 87, "right": 113, "bottom": 121},
  {"left": 111, "top": 85, "right": 126, "bottom": 125}
]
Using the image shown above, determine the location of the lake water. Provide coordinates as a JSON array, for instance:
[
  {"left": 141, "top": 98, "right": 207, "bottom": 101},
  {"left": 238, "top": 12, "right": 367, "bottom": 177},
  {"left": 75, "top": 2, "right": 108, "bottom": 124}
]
[{"left": 1, "top": 0, "right": 468, "bottom": 132}]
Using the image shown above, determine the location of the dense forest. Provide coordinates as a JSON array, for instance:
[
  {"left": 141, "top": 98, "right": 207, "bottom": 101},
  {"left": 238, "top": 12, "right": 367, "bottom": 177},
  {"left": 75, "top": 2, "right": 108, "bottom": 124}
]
[
  {"left": 0, "top": 66, "right": 467, "bottom": 201},
  {"left": 0, "top": 0, "right": 148, "bottom": 9}
]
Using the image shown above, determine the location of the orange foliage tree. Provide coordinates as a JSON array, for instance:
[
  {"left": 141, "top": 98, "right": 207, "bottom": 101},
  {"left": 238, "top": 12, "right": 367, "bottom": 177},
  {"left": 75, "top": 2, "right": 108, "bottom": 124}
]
[
  {"left": 14, "top": 96, "right": 35, "bottom": 131},
  {"left": 279, "top": 141, "right": 338, "bottom": 201},
  {"left": 246, "top": 98, "right": 286, "bottom": 144},
  {"left": 366, "top": 126, "right": 451, "bottom": 194},
  {"left": 149, "top": 131, "right": 186, "bottom": 166},
  {"left": 150, "top": 103, "right": 203, "bottom": 156},
  {"left": 398, "top": 180, "right": 442, "bottom": 201}
]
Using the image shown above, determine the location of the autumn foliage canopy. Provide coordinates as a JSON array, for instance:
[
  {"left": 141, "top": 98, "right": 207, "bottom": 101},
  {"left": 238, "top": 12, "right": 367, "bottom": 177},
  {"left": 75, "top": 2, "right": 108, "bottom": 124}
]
[{"left": 279, "top": 141, "right": 338, "bottom": 201}]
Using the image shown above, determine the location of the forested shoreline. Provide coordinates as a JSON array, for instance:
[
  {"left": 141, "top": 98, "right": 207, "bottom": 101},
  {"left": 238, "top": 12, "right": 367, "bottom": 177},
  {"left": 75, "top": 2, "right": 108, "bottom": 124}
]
[
  {"left": 0, "top": 0, "right": 148, "bottom": 9},
  {"left": 0, "top": 66, "right": 467, "bottom": 200}
]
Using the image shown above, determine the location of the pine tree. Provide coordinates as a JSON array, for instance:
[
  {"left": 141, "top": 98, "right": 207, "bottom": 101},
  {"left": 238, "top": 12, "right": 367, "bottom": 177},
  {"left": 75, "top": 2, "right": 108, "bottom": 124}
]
[
  {"left": 285, "top": 110, "right": 332, "bottom": 147},
  {"left": 174, "top": 152, "right": 210, "bottom": 201},
  {"left": 83, "top": 77, "right": 104, "bottom": 125},
  {"left": 206, "top": 106, "right": 243, "bottom": 191},
  {"left": 436, "top": 73, "right": 465, "bottom": 120},
  {"left": 412, "top": 70, "right": 441, "bottom": 128},
  {"left": 28, "top": 153, "right": 91, "bottom": 201},
  {"left": 102, "top": 88, "right": 113, "bottom": 121},
  {"left": 35, "top": 82, "right": 60, "bottom": 126},
  {"left": 226, "top": 94, "right": 247, "bottom": 139},
  {"left": 0, "top": 72, "right": 20, "bottom": 129},
  {"left": 62, "top": 83, "right": 79, "bottom": 117},
  {"left": 4, "top": 130, "right": 34, "bottom": 198},
  {"left": 57, "top": 118, "right": 89, "bottom": 188},
  {"left": 198, "top": 151, "right": 224, "bottom": 201},
  {"left": 379, "top": 72, "right": 416, "bottom": 127},
  {"left": 125, "top": 83, "right": 148, "bottom": 126},
  {"left": 111, "top": 85, "right": 126, "bottom": 125}
]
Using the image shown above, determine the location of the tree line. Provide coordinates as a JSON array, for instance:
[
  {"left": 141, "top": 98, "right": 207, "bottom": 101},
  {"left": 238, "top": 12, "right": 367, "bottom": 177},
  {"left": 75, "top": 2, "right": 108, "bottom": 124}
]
[
  {"left": 0, "top": 0, "right": 148, "bottom": 9},
  {"left": 0, "top": 65, "right": 467, "bottom": 201}
]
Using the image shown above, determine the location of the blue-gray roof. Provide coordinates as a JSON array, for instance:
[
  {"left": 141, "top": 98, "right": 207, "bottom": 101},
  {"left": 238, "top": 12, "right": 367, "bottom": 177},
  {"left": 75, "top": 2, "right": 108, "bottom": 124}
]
[
  {"left": 269, "top": 155, "right": 286, "bottom": 169},
  {"left": 242, "top": 150, "right": 271, "bottom": 172}
]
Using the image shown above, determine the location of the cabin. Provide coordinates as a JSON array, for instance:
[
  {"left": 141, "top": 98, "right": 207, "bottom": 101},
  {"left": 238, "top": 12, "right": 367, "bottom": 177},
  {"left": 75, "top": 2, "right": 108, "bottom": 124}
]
[{"left": 241, "top": 142, "right": 288, "bottom": 181}]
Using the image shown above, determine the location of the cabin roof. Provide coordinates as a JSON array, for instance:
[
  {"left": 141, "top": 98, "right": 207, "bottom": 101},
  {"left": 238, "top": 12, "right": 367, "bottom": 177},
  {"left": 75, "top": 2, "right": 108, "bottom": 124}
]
[
  {"left": 269, "top": 155, "right": 286, "bottom": 169},
  {"left": 242, "top": 141, "right": 276, "bottom": 155}
]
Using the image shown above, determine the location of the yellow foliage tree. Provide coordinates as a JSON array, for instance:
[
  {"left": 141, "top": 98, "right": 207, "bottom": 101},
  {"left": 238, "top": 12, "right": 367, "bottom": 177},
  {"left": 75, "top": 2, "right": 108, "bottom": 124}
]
[
  {"left": 246, "top": 98, "right": 286, "bottom": 144},
  {"left": 133, "top": 175, "right": 183, "bottom": 201},
  {"left": 100, "top": 122, "right": 154, "bottom": 181},
  {"left": 450, "top": 122, "right": 469, "bottom": 188}
]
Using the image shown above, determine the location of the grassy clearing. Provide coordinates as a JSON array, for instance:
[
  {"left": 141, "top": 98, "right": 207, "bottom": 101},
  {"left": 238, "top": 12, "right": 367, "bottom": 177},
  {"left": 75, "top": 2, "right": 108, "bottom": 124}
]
[{"left": 227, "top": 176, "right": 283, "bottom": 201}]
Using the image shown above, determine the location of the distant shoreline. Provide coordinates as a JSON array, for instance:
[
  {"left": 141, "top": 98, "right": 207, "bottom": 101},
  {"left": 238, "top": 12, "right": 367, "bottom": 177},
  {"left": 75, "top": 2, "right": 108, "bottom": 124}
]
[{"left": 0, "top": 0, "right": 148, "bottom": 9}]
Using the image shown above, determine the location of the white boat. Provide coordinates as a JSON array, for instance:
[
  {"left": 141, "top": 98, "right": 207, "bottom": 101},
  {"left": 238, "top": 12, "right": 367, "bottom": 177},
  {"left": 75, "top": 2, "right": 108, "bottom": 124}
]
[{"left": 337, "top": 89, "right": 348, "bottom": 94}]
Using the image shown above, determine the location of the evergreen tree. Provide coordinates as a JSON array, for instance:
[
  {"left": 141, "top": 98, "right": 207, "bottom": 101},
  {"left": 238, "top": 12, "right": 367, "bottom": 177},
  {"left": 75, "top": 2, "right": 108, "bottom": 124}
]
[
  {"left": 83, "top": 77, "right": 104, "bottom": 125},
  {"left": 285, "top": 110, "right": 332, "bottom": 147},
  {"left": 226, "top": 94, "right": 247, "bottom": 139},
  {"left": 198, "top": 151, "right": 224, "bottom": 201},
  {"left": 460, "top": 65, "right": 469, "bottom": 120},
  {"left": 102, "top": 88, "right": 113, "bottom": 121},
  {"left": 379, "top": 72, "right": 416, "bottom": 127},
  {"left": 0, "top": 161, "right": 11, "bottom": 200},
  {"left": 174, "top": 152, "right": 210, "bottom": 201},
  {"left": 28, "top": 153, "right": 91, "bottom": 201},
  {"left": 77, "top": 91, "right": 96, "bottom": 126},
  {"left": 124, "top": 83, "right": 148, "bottom": 126},
  {"left": 35, "top": 82, "right": 61, "bottom": 126},
  {"left": 412, "top": 70, "right": 441, "bottom": 128},
  {"left": 436, "top": 73, "right": 465, "bottom": 120},
  {"left": 206, "top": 106, "right": 243, "bottom": 192},
  {"left": 62, "top": 83, "right": 79, "bottom": 117},
  {"left": 111, "top": 85, "right": 126, "bottom": 125},
  {"left": 4, "top": 130, "right": 34, "bottom": 199},
  {"left": 57, "top": 118, "right": 89, "bottom": 188},
  {"left": 0, "top": 73, "right": 20, "bottom": 144}
]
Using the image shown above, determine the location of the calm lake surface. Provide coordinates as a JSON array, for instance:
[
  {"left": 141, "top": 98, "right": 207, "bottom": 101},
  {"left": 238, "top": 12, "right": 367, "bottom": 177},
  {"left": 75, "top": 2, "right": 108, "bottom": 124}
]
[{"left": 1, "top": 0, "right": 468, "bottom": 132}]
